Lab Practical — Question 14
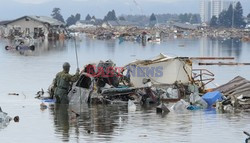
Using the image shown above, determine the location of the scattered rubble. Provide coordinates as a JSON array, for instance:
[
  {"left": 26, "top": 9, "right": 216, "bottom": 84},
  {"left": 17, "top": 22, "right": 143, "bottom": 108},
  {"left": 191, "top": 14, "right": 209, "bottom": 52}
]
[
  {"left": 0, "top": 107, "right": 19, "bottom": 129},
  {"left": 68, "top": 25, "right": 250, "bottom": 43},
  {"left": 213, "top": 76, "right": 250, "bottom": 110}
]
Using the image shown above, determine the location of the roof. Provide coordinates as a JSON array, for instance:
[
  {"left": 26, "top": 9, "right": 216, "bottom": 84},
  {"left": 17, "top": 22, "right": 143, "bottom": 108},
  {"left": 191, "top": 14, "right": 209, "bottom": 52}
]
[
  {"left": 5, "top": 15, "right": 65, "bottom": 26},
  {"left": 0, "top": 20, "right": 11, "bottom": 26},
  {"left": 214, "top": 76, "right": 250, "bottom": 98},
  {"left": 107, "top": 20, "right": 139, "bottom": 27},
  {"left": 172, "top": 22, "right": 198, "bottom": 30},
  {"left": 127, "top": 53, "right": 173, "bottom": 66},
  {"left": 78, "top": 19, "right": 103, "bottom": 26}
]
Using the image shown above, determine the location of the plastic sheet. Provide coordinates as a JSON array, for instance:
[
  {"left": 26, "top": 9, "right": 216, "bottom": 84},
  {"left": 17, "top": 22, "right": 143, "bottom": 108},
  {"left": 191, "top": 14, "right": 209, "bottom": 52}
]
[
  {"left": 171, "top": 99, "right": 189, "bottom": 111},
  {"left": 190, "top": 93, "right": 208, "bottom": 109}
]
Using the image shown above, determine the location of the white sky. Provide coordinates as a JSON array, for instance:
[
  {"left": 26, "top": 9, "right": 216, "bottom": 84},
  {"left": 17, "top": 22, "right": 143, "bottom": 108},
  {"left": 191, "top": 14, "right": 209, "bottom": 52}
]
[{"left": 0, "top": 0, "right": 248, "bottom": 20}]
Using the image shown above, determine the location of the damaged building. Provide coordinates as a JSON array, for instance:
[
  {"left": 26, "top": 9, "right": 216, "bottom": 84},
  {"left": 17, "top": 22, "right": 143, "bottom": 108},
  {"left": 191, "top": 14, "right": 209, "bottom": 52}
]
[{"left": 4, "top": 15, "right": 66, "bottom": 39}]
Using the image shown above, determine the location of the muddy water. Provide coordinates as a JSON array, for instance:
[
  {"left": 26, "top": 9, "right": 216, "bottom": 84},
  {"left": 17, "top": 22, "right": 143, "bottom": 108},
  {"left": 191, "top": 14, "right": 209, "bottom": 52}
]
[{"left": 0, "top": 37, "right": 250, "bottom": 143}]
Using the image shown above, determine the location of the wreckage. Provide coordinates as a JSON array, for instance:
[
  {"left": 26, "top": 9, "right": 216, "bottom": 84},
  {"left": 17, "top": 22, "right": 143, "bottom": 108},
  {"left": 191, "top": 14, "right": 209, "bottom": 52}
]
[
  {"left": 36, "top": 53, "right": 217, "bottom": 107},
  {"left": 63, "top": 53, "right": 213, "bottom": 106},
  {"left": 213, "top": 76, "right": 250, "bottom": 110},
  {"left": 0, "top": 107, "right": 17, "bottom": 129},
  {"left": 37, "top": 53, "right": 250, "bottom": 113}
]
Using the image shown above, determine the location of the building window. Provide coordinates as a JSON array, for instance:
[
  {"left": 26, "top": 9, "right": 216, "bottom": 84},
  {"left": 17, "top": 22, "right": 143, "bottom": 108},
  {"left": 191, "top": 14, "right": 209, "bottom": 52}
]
[{"left": 25, "top": 28, "right": 30, "bottom": 35}]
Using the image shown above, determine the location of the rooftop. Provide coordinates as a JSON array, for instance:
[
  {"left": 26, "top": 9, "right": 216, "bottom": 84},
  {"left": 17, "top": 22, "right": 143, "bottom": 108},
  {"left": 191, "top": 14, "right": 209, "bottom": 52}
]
[{"left": 5, "top": 15, "right": 65, "bottom": 26}]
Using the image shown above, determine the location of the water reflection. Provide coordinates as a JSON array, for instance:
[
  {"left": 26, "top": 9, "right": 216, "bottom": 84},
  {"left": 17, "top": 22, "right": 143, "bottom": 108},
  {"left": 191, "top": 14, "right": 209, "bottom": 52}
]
[
  {"left": 50, "top": 104, "right": 70, "bottom": 142},
  {"left": 4, "top": 39, "right": 67, "bottom": 56},
  {"left": 50, "top": 104, "right": 128, "bottom": 142},
  {"left": 200, "top": 37, "right": 242, "bottom": 59},
  {"left": 105, "top": 40, "right": 116, "bottom": 54},
  {"left": 1, "top": 37, "right": 250, "bottom": 142}
]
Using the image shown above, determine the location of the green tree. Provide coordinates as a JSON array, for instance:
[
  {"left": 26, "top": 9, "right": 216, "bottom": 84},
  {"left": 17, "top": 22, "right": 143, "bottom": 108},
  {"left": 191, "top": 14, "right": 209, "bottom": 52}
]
[
  {"left": 149, "top": 13, "right": 157, "bottom": 27},
  {"left": 51, "top": 8, "right": 65, "bottom": 23},
  {"left": 66, "top": 15, "right": 76, "bottom": 26},
  {"left": 66, "top": 13, "right": 81, "bottom": 26},
  {"left": 225, "top": 4, "right": 233, "bottom": 28},
  {"left": 190, "top": 15, "right": 199, "bottom": 24},
  {"left": 210, "top": 16, "right": 218, "bottom": 27},
  {"left": 149, "top": 13, "right": 157, "bottom": 21},
  {"left": 75, "top": 13, "right": 81, "bottom": 22},
  {"left": 119, "top": 16, "right": 126, "bottom": 21},
  {"left": 247, "top": 13, "right": 250, "bottom": 18},
  {"left": 234, "top": 2, "right": 246, "bottom": 28},
  {"left": 104, "top": 10, "right": 117, "bottom": 21},
  {"left": 85, "top": 14, "right": 91, "bottom": 21},
  {"left": 218, "top": 10, "right": 226, "bottom": 27}
]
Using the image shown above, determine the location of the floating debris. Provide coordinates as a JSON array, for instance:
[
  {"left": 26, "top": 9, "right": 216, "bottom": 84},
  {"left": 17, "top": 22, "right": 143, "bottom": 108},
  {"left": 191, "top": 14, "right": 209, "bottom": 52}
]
[
  {"left": 212, "top": 76, "right": 250, "bottom": 110},
  {"left": 8, "top": 93, "right": 19, "bottom": 96},
  {"left": 244, "top": 131, "right": 250, "bottom": 143},
  {"left": 199, "top": 62, "right": 250, "bottom": 66},
  {"left": 128, "top": 100, "right": 136, "bottom": 112},
  {"left": 13, "top": 116, "right": 19, "bottom": 122},
  {"left": 40, "top": 103, "right": 48, "bottom": 110},
  {"left": 156, "top": 103, "right": 170, "bottom": 114},
  {"left": 71, "top": 110, "right": 80, "bottom": 117},
  {"left": 0, "top": 108, "right": 18, "bottom": 129},
  {"left": 35, "top": 88, "right": 44, "bottom": 99}
]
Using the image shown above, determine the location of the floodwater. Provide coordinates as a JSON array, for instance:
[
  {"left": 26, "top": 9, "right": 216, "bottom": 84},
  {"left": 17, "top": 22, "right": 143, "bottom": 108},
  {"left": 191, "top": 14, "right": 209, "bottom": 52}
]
[{"left": 1, "top": 36, "right": 250, "bottom": 143}]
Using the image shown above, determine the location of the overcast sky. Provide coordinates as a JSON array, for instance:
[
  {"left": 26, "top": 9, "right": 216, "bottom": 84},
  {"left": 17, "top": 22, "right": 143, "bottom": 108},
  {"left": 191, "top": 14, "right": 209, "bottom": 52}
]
[{"left": 0, "top": 0, "right": 249, "bottom": 20}]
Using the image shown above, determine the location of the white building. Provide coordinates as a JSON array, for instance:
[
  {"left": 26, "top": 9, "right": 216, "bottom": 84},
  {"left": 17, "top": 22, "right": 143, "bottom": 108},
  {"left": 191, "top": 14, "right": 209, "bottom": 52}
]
[
  {"left": 200, "top": 0, "right": 233, "bottom": 23},
  {"left": 211, "top": 0, "right": 222, "bottom": 18},
  {"left": 200, "top": 0, "right": 211, "bottom": 23}
]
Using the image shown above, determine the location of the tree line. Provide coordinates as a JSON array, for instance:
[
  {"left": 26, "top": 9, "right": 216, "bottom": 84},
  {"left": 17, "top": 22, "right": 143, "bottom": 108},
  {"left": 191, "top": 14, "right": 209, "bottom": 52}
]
[
  {"left": 210, "top": 1, "right": 246, "bottom": 28},
  {"left": 51, "top": 7, "right": 202, "bottom": 27}
]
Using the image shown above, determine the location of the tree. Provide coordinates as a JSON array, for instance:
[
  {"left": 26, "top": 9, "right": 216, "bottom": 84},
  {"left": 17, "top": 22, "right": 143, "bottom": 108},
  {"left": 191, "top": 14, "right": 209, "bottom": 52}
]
[
  {"left": 85, "top": 14, "right": 91, "bottom": 21},
  {"left": 217, "top": 2, "right": 246, "bottom": 28},
  {"left": 247, "top": 13, "right": 250, "bottom": 19},
  {"left": 119, "top": 16, "right": 126, "bottom": 21},
  {"left": 179, "top": 13, "right": 191, "bottom": 23},
  {"left": 66, "top": 13, "right": 81, "bottom": 26},
  {"left": 103, "top": 10, "right": 117, "bottom": 21},
  {"left": 234, "top": 2, "right": 246, "bottom": 28},
  {"left": 66, "top": 15, "right": 76, "bottom": 26},
  {"left": 190, "top": 14, "right": 199, "bottom": 24},
  {"left": 210, "top": 16, "right": 218, "bottom": 27},
  {"left": 75, "top": 13, "right": 81, "bottom": 22},
  {"left": 149, "top": 13, "right": 157, "bottom": 22},
  {"left": 149, "top": 13, "right": 157, "bottom": 27},
  {"left": 218, "top": 4, "right": 233, "bottom": 28},
  {"left": 225, "top": 4, "right": 233, "bottom": 28},
  {"left": 51, "top": 8, "right": 65, "bottom": 23},
  {"left": 218, "top": 10, "right": 227, "bottom": 27},
  {"left": 91, "top": 16, "right": 96, "bottom": 20}
]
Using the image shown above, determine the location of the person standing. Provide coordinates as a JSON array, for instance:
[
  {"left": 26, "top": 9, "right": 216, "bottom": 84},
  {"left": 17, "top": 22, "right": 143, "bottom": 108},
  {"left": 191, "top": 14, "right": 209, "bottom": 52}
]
[{"left": 53, "top": 62, "right": 80, "bottom": 104}]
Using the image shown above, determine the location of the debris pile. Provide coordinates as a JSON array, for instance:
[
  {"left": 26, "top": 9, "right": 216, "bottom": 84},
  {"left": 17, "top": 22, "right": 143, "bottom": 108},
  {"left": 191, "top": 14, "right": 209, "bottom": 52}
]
[
  {"left": 71, "top": 25, "right": 250, "bottom": 43},
  {"left": 213, "top": 76, "right": 250, "bottom": 110},
  {"left": 0, "top": 107, "right": 19, "bottom": 129},
  {"left": 35, "top": 54, "right": 250, "bottom": 114}
]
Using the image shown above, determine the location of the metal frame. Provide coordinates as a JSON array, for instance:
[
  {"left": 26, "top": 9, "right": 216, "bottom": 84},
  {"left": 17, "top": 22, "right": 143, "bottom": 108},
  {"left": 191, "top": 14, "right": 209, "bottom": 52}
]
[{"left": 192, "top": 69, "right": 215, "bottom": 88}]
